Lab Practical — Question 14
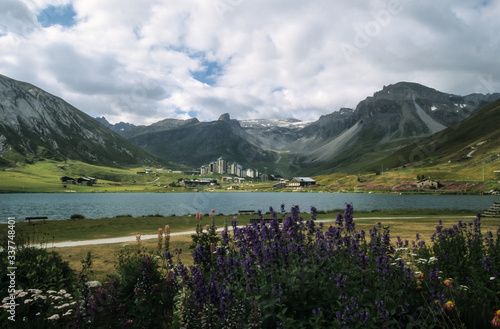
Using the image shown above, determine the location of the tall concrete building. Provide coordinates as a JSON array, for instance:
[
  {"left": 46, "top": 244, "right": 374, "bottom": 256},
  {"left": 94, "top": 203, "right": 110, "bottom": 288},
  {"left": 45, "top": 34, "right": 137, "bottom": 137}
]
[{"left": 217, "top": 157, "right": 227, "bottom": 174}]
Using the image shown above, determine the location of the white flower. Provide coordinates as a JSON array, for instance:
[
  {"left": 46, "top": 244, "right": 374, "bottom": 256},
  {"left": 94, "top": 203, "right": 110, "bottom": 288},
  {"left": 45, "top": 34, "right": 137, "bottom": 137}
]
[
  {"left": 58, "top": 290, "right": 67, "bottom": 295},
  {"left": 490, "top": 277, "right": 496, "bottom": 280},
  {"left": 24, "top": 299, "right": 33, "bottom": 304},
  {"left": 428, "top": 257, "right": 437, "bottom": 263},
  {"left": 47, "top": 314, "right": 60, "bottom": 320}
]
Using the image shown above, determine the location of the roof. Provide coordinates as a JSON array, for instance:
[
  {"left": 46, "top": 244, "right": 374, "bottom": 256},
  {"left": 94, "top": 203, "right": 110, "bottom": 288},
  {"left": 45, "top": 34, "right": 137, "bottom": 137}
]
[{"left": 291, "top": 177, "right": 316, "bottom": 182}]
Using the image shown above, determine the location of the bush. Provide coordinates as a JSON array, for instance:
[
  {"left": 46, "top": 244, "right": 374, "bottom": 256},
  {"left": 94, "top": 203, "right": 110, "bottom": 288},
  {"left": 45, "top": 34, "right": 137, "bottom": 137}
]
[
  {"left": 410, "top": 213, "right": 500, "bottom": 328},
  {"left": 172, "top": 204, "right": 500, "bottom": 328},
  {"left": 70, "top": 214, "right": 85, "bottom": 219},
  {"left": 72, "top": 248, "right": 178, "bottom": 328},
  {"left": 0, "top": 247, "right": 76, "bottom": 298},
  {"left": 175, "top": 204, "right": 422, "bottom": 328}
]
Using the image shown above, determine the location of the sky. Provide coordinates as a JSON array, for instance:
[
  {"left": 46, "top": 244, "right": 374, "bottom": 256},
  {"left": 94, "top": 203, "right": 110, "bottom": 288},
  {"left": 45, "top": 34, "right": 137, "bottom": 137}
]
[{"left": 1, "top": 0, "right": 499, "bottom": 125}]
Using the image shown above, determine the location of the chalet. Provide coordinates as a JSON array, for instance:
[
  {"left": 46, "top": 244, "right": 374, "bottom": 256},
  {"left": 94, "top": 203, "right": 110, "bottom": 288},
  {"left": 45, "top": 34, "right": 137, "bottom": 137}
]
[
  {"left": 181, "top": 178, "right": 218, "bottom": 187},
  {"left": 268, "top": 174, "right": 285, "bottom": 181},
  {"left": 287, "top": 177, "right": 316, "bottom": 188},
  {"left": 77, "top": 177, "right": 96, "bottom": 186},
  {"left": 60, "top": 176, "right": 75, "bottom": 184},
  {"left": 417, "top": 177, "right": 440, "bottom": 190}
]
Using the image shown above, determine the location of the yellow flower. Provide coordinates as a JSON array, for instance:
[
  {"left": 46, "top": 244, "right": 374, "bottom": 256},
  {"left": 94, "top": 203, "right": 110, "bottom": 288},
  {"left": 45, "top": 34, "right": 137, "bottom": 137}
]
[
  {"left": 444, "top": 301, "right": 455, "bottom": 312},
  {"left": 443, "top": 279, "right": 453, "bottom": 288}
]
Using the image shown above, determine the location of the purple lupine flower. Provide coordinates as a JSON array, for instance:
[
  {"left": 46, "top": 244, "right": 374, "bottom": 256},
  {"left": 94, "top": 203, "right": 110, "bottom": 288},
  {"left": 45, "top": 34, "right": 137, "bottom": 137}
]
[
  {"left": 335, "top": 212, "right": 343, "bottom": 227},
  {"left": 483, "top": 257, "right": 493, "bottom": 272},
  {"left": 269, "top": 206, "right": 278, "bottom": 220},
  {"left": 344, "top": 203, "right": 355, "bottom": 231},
  {"left": 310, "top": 206, "right": 318, "bottom": 221}
]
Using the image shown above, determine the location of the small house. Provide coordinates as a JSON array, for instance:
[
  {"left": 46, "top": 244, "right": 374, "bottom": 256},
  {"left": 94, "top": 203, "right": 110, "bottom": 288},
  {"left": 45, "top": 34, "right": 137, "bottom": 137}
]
[
  {"left": 182, "top": 178, "right": 218, "bottom": 187},
  {"left": 60, "top": 176, "right": 75, "bottom": 184},
  {"left": 287, "top": 177, "right": 316, "bottom": 188},
  {"left": 417, "top": 177, "right": 440, "bottom": 190},
  {"left": 268, "top": 174, "right": 285, "bottom": 181},
  {"left": 78, "top": 177, "right": 96, "bottom": 186}
]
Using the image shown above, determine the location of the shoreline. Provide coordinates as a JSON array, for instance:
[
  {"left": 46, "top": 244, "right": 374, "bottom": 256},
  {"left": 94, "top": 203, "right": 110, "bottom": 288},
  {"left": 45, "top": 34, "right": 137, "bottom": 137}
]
[{"left": 0, "top": 189, "right": 496, "bottom": 196}]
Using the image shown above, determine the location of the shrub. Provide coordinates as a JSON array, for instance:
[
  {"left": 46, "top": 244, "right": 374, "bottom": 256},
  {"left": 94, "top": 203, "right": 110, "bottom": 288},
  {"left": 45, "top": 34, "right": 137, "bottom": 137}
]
[
  {"left": 0, "top": 247, "right": 76, "bottom": 298},
  {"left": 174, "top": 204, "right": 424, "bottom": 328},
  {"left": 70, "top": 214, "right": 85, "bottom": 219},
  {"left": 72, "top": 248, "right": 178, "bottom": 328},
  {"left": 410, "top": 213, "right": 500, "bottom": 328}
]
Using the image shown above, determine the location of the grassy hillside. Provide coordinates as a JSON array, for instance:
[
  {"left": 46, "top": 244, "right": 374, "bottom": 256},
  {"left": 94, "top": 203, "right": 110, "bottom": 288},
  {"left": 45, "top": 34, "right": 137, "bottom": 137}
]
[
  {"left": 364, "top": 98, "right": 500, "bottom": 173},
  {"left": 0, "top": 160, "right": 188, "bottom": 193}
]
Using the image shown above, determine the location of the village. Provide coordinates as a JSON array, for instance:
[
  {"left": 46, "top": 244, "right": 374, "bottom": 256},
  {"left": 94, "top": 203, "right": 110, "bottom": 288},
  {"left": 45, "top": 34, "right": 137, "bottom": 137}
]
[
  {"left": 179, "top": 157, "right": 317, "bottom": 190},
  {"left": 57, "top": 156, "right": 318, "bottom": 191}
]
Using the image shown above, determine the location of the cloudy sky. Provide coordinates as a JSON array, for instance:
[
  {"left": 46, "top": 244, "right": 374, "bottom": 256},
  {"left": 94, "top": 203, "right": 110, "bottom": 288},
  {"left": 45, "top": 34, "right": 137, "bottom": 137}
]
[{"left": 1, "top": 0, "right": 499, "bottom": 125}]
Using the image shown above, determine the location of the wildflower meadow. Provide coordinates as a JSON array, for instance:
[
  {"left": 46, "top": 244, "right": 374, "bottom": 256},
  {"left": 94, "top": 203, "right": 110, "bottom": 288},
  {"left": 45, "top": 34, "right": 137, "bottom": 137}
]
[{"left": 1, "top": 204, "right": 499, "bottom": 328}]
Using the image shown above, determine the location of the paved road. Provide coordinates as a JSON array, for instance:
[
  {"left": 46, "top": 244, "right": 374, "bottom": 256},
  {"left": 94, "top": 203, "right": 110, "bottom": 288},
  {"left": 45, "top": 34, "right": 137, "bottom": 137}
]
[{"left": 39, "top": 216, "right": 474, "bottom": 248}]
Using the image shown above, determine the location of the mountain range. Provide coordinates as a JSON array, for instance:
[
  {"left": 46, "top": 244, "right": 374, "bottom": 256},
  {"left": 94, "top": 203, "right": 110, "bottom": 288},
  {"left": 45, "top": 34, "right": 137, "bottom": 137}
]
[
  {"left": 100, "top": 82, "right": 500, "bottom": 175},
  {"left": 1, "top": 73, "right": 499, "bottom": 176}
]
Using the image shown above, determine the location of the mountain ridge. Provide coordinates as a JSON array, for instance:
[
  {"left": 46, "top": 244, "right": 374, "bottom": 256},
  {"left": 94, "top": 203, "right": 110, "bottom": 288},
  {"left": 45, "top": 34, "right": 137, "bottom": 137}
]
[
  {"left": 0, "top": 74, "right": 169, "bottom": 168},
  {"left": 102, "top": 81, "right": 500, "bottom": 174}
]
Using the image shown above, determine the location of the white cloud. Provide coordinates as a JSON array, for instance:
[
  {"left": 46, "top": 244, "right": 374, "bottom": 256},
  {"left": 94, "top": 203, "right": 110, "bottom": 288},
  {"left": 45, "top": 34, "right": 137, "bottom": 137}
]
[{"left": 0, "top": 0, "right": 499, "bottom": 124}]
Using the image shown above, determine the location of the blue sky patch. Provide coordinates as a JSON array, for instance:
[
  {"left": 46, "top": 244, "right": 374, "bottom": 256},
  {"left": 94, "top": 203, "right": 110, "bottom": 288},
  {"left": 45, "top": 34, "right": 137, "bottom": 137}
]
[
  {"left": 37, "top": 4, "right": 76, "bottom": 28},
  {"left": 191, "top": 60, "right": 222, "bottom": 86}
]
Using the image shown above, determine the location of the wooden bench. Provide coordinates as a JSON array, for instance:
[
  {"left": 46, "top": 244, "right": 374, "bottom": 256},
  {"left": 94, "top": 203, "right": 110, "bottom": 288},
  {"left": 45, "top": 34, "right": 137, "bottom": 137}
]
[{"left": 26, "top": 216, "right": 48, "bottom": 224}]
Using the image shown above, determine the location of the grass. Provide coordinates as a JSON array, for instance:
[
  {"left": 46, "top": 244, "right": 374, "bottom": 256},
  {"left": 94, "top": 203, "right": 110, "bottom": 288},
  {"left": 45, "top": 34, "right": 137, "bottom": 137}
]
[
  {"left": 54, "top": 235, "right": 195, "bottom": 282},
  {"left": 4, "top": 210, "right": 498, "bottom": 283},
  {"left": 0, "top": 160, "right": 187, "bottom": 193}
]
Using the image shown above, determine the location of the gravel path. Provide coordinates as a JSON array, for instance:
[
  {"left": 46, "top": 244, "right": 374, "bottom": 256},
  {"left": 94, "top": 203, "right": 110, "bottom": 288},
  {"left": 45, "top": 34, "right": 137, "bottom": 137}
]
[{"left": 39, "top": 216, "right": 474, "bottom": 248}]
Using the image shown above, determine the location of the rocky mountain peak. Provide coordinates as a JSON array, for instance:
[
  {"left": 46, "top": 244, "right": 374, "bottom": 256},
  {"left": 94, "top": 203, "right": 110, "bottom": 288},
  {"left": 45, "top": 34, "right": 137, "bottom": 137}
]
[{"left": 218, "top": 113, "right": 232, "bottom": 122}]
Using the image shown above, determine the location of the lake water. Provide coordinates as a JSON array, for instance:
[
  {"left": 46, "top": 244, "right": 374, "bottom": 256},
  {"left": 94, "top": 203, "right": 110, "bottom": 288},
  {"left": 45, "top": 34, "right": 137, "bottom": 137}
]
[{"left": 0, "top": 192, "right": 498, "bottom": 223}]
